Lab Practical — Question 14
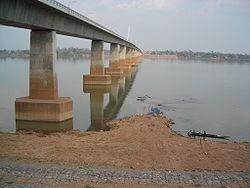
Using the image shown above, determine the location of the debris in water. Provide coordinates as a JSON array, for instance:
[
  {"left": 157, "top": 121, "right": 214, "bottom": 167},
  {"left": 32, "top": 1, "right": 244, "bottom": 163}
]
[
  {"left": 137, "top": 94, "right": 151, "bottom": 101},
  {"left": 147, "top": 107, "right": 163, "bottom": 116}
]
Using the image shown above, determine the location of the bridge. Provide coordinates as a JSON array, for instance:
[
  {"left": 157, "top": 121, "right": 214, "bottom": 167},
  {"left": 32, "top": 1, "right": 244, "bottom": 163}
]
[
  {"left": 16, "top": 67, "right": 139, "bottom": 132},
  {"left": 0, "top": 0, "right": 142, "bottom": 123}
]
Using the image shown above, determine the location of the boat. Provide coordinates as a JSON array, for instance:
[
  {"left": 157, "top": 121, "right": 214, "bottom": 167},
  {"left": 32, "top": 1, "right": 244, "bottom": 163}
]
[{"left": 187, "top": 130, "right": 229, "bottom": 140}]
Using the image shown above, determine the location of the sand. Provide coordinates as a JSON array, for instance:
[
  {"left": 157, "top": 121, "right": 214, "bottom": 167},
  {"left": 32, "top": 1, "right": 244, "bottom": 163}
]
[{"left": 0, "top": 115, "right": 249, "bottom": 171}]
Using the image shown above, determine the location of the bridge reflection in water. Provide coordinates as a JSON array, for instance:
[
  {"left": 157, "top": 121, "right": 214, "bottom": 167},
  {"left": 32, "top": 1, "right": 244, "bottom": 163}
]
[
  {"left": 16, "top": 119, "right": 73, "bottom": 133},
  {"left": 15, "top": 65, "right": 139, "bottom": 133},
  {"left": 84, "top": 66, "right": 139, "bottom": 131}
]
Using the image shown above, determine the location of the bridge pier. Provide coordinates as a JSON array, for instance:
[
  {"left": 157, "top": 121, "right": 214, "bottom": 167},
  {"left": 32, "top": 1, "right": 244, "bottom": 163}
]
[
  {"left": 105, "top": 43, "right": 123, "bottom": 75},
  {"left": 118, "top": 45, "right": 131, "bottom": 71},
  {"left": 83, "top": 40, "right": 111, "bottom": 85},
  {"left": 126, "top": 47, "right": 134, "bottom": 66},
  {"left": 15, "top": 30, "right": 73, "bottom": 122},
  {"left": 16, "top": 119, "right": 73, "bottom": 133},
  {"left": 131, "top": 49, "right": 141, "bottom": 64},
  {"left": 132, "top": 49, "right": 137, "bottom": 60}
]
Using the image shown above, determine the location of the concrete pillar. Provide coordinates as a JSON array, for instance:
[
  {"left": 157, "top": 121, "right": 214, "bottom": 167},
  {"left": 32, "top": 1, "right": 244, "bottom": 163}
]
[
  {"left": 119, "top": 45, "right": 126, "bottom": 61},
  {"left": 105, "top": 43, "right": 123, "bottom": 75},
  {"left": 15, "top": 30, "right": 73, "bottom": 122},
  {"left": 83, "top": 40, "right": 111, "bottom": 85},
  {"left": 136, "top": 50, "right": 142, "bottom": 64},
  {"left": 130, "top": 49, "right": 141, "bottom": 65},
  {"left": 125, "top": 47, "right": 132, "bottom": 65},
  {"left": 110, "top": 43, "right": 120, "bottom": 66},
  {"left": 132, "top": 49, "right": 136, "bottom": 58},
  {"left": 126, "top": 47, "right": 131, "bottom": 58},
  {"left": 118, "top": 45, "right": 131, "bottom": 71},
  {"left": 90, "top": 40, "right": 104, "bottom": 75},
  {"left": 29, "top": 30, "right": 58, "bottom": 99}
]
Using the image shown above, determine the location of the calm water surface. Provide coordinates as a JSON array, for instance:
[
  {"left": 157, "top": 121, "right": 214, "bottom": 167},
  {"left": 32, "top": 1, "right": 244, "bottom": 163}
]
[{"left": 0, "top": 58, "right": 250, "bottom": 141}]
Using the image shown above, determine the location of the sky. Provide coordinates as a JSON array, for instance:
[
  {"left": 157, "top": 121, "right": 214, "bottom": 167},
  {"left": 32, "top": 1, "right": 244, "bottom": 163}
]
[{"left": 0, "top": 0, "right": 250, "bottom": 54}]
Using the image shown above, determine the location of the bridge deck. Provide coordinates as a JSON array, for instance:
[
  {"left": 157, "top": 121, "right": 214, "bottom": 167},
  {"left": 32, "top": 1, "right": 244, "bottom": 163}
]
[{"left": 0, "top": 0, "right": 142, "bottom": 52}]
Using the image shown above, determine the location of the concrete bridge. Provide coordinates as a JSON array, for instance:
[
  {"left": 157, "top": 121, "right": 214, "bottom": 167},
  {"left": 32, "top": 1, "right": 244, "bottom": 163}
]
[
  {"left": 0, "top": 0, "right": 142, "bottom": 123},
  {"left": 16, "top": 68, "right": 139, "bottom": 132}
]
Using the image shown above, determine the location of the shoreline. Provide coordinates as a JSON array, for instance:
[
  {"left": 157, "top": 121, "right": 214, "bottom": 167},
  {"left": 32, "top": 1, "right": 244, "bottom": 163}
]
[{"left": 0, "top": 115, "right": 249, "bottom": 172}]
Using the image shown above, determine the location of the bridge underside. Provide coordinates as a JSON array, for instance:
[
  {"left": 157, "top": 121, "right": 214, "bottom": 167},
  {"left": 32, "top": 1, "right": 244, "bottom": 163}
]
[
  {"left": 0, "top": 0, "right": 141, "bottom": 51},
  {"left": 0, "top": 0, "right": 143, "bottom": 123}
]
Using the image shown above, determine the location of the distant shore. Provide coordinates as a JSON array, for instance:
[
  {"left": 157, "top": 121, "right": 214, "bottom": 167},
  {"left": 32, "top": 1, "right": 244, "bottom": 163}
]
[
  {"left": 143, "top": 54, "right": 178, "bottom": 60},
  {"left": 0, "top": 115, "right": 249, "bottom": 172},
  {"left": 143, "top": 50, "right": 250, "bottom": 62},
  {"left": 1, "top": 48, "right": 250, "bottom": 62}
]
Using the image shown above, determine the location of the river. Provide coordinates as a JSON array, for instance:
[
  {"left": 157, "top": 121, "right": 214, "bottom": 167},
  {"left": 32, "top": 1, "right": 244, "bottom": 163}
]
[{"left": 0, "top": 57, "right": 249, "bottom": 141}]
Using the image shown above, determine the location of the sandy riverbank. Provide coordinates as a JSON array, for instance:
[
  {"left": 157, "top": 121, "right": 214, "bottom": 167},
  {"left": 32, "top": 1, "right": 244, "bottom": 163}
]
[{"left": 0, "top": 115, "right": 249, "bottom": 172}]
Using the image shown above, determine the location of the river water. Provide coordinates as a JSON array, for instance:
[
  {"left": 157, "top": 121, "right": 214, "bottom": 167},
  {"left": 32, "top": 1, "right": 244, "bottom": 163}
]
[{"left": 0, "top": 58, "right": 249, "bottom": 141}]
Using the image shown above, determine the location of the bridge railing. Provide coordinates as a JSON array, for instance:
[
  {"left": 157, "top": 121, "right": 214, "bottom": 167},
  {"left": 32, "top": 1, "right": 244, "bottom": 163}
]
[{"left": 41, "top": 0, "right": 134, "bottom": 45}]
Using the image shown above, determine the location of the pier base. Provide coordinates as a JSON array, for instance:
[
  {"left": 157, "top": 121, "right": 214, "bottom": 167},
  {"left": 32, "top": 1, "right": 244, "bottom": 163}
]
[
  {"left": 105, "top": 67, "right": 123, "bottom": 75},
  {"left": 15, "top": 97, "right": 73, "bottom": 122},
  {"left": 83, "top": 75, "right": 111, "bottom": 85},
  {"left": 119, "top": 65, "right": 132, "bottom": 72},
  {"left": 16, "top": 118, "right": 73, "bottom": 133}
]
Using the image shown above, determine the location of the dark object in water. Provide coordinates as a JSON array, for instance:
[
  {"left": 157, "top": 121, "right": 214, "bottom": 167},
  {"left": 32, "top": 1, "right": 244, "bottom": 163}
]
[
  {"left": 147, "top": 107, "right": 163, "bottom": 116},
  {"left": 187, "top": 130, "right": 229, "bottom": 140},
  {"left": 137, "top": 94, "right": 151, "bottom": 101}
]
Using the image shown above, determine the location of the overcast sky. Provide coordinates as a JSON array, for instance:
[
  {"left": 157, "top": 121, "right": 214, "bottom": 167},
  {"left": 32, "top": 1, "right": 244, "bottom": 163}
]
[{"left": 0, "top": 0, "right": 250, "bottom": 54}]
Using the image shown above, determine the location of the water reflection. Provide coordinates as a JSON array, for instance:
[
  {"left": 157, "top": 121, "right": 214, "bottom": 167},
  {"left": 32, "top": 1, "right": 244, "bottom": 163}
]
[
  {"left": 1, "top": 57, "right": 250, "bottom": 140},
  {"left": 104, "top": 67, "right": 138, "bottom": 122},
  {"left": 16, "top": 118, "right": 73, "bottom": 133},
  {"left": 83, "top": 84, "right": 110, "bottom": 131},
  {"left": 84, "top": 66, "right": 138, "bottom": 131}
]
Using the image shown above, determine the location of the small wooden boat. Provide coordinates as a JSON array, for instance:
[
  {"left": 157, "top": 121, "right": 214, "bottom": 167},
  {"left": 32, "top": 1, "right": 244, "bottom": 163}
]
[{"left": 187, "top": 130, "right": 229, "bottom": 140}]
